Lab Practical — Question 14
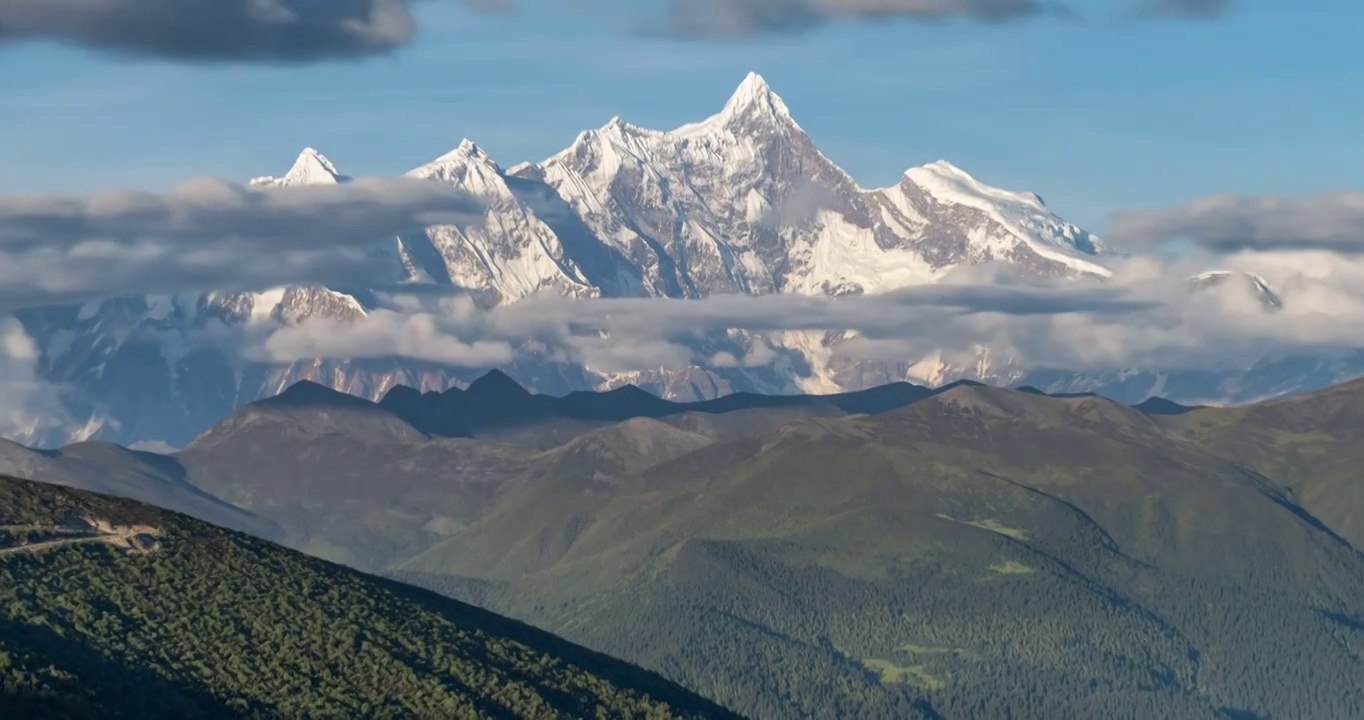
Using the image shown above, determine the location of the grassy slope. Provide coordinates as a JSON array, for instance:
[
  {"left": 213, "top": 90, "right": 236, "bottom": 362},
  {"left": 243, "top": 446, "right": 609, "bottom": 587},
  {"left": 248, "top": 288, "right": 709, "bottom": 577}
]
[
  {"left": 1161, "top": 377, "right": 1364, "bottom": 548},
  {"left": 397, "top": 386, "right": 1364, "bottom": 720},
  {"left": 0, "top": 475, "right": 742, "bottom": 720}
]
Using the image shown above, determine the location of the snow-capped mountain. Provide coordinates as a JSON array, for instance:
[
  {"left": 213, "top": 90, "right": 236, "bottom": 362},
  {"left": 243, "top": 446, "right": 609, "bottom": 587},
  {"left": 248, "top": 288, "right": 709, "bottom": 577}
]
[
  {"left": 250, "top": 147, "right": 351, "bottom": 188},
  {"left": 1190, "top": 270, "right": 1285, "bottom": 309},
  {"left": 517, "top": 72, "right": 1107, "bottom": 299},
  {"left": 10, "top": 73, "right": 1345, "bottom": 447}
]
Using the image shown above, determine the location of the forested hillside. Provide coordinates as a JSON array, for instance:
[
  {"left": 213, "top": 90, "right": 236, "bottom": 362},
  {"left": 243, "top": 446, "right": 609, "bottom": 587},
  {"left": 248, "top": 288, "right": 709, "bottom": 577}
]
[{"left": 0, "top": 475, "right": 741, "bottom": 720}]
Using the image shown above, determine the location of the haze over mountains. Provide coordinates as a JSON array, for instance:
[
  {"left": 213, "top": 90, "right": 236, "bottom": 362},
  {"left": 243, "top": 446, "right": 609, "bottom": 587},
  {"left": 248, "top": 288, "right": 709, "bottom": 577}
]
[
  {"left": 11, "top": 372, "right": 1364, "bottom": 719},
  {"left": 13, "top": 73, "right": 1362, "bottom": 450}
]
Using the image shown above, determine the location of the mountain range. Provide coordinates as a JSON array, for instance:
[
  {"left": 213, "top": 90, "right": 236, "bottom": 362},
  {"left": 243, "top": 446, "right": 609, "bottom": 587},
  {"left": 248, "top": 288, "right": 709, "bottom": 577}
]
[
  {"left": 9, "top": 372, "right": 1364, "bottom": 719},
  {"left": 14, "top": 72, "right": 1363, "bottom": 450}
]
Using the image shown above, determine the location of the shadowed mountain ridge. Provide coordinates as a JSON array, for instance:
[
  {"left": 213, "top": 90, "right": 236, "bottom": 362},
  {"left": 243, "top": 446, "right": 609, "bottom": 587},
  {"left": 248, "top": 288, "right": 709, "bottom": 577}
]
[{"left": 236, "top": 372, "right": 1192, "bottom": 443}]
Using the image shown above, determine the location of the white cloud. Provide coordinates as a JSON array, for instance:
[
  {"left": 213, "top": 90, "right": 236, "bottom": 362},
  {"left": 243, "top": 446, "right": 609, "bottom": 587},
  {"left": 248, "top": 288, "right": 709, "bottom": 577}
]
[
  {"left": 0, "top": 317, "right": 69, "bottom": 439},
  {"left": 257, "top": 307, "right": 515, "bottom": 366},
  {"left": 248, "top": 251, "right": 1364, "bottom": 377},
  {"left": 0, "top": 176, "right": 483, "bottom": 311}
]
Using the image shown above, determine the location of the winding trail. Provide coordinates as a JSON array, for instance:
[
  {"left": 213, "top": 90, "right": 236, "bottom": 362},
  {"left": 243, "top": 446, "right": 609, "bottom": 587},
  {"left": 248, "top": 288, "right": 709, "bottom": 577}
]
[{"left": 0, "top": 521, "right": 160, "bottom": 557}]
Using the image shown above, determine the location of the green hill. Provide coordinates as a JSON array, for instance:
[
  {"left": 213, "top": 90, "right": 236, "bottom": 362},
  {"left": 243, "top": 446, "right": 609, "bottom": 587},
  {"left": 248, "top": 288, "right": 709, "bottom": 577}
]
[
  {"left": 0, "top": 475, "right": 742, "bottom": 720},
  {"left": 396, "top": 386, "right": 1364, "bottom": 720},
  {"left": 1163, "top": 376, "right": 1364, "bottom": 548}
]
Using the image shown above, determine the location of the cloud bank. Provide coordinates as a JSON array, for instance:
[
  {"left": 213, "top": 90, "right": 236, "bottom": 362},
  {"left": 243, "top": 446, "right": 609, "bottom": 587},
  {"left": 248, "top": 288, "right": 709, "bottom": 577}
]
[
  {"left": 1108, "top": 192, "right": 1364, "bottom": 254},
  {"left": 0, "top": 176, "right": 483, "bottom": 311},
  {"left": 253, "top": 250, "right": 1364, "bottom": 377}
]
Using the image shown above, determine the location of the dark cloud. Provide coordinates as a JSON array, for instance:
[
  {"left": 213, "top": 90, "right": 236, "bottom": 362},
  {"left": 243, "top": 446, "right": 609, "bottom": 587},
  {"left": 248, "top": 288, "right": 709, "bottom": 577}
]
[
  {"left": 1133, "top": 0, "right": 1233, "bottom": 20},
  {"left": 0, "top": 0, "right": 495, "bottom": 63},
  {"left": 640, "top": 0, "right": 1061, "bottom": 38},
  {"left": 1108, "top": 192, "right": 1364, "bottom": 254},
  {"left": 0, "top": 176, "right": 483, "bottom": 310}
]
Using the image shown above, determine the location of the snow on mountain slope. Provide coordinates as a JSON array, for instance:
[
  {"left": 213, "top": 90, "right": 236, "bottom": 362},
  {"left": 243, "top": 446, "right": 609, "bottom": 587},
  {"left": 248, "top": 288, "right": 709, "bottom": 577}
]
[
  {"left": 250, "top": 147, "right": 349, "bottom": 187},
  {"left": 884, "top": 160, "right": 1111, "bottom": 277},
  {"left": 402, "top": 140, "right": 599, "bottom": 304},
  {"left": 1190, "top": 270, "right": 1284, "bottom": 309},
  {"left": 206, "top": 150, "right": 398, "bottom": 325},
  {"left": 525, "top": 72, "right": 1107, "bottom": 299}
]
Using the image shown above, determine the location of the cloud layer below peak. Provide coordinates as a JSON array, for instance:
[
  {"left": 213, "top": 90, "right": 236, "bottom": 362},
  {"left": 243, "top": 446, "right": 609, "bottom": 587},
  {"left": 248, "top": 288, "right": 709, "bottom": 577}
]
[{"left": 252, "top": 249, "right": 1364, "bottom": 379}]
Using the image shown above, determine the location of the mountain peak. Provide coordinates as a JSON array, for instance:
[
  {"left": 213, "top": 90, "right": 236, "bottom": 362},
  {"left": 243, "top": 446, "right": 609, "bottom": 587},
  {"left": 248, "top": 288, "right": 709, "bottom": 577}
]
[
  {"left": 465, "top": 369, "right": 530, "bottom": 397},
  {"left": 411, "top": 139, "right": 503, "bottom": 185},
  {"left": 717, "top": 71, "right": 795, "bottom": 126},
  {"left": 428, "top": 138, "right": 497, "bottom": 167},
  {"left": 286, "top": 147, "right": 345, "bottom": 183},
  {"left": 251, "top": 147, "right": 347, "bottom": 187},
  {"left": 261, "top": 380, "right": 375, "bottom": 410},
  {"left": 733, "top": 71, "right": 773, "bottom": 97}
]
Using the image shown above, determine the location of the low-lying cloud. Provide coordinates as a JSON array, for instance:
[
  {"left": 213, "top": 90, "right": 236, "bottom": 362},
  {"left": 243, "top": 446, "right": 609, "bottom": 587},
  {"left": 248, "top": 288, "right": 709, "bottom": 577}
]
[
  {"left": 0, "top": 177, "right": 483, "bottom": 311},
  {"left": 1108, "top": 192, "right": 1364, "bottom": 254},
  {"left": 252, "top": 281, "right": 1151, "bottom": 368},
  {"left": 245, "top": 248, "right": 1364, "bottom": 380}
]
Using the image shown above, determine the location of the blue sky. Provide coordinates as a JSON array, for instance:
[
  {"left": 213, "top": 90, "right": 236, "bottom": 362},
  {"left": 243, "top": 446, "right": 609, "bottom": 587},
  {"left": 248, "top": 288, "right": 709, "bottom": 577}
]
[{"left": 0, "top": 0, "right": 1359, "bottom": 232}]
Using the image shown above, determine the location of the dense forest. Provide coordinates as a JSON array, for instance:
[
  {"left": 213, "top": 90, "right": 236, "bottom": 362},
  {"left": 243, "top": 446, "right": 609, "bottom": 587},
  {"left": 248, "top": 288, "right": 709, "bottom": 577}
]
[{"left": 0, "top": 475, "right": 741, "bottom": 719}]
